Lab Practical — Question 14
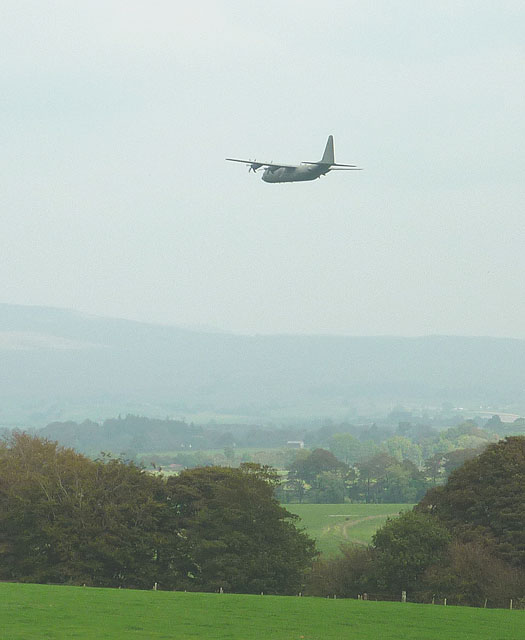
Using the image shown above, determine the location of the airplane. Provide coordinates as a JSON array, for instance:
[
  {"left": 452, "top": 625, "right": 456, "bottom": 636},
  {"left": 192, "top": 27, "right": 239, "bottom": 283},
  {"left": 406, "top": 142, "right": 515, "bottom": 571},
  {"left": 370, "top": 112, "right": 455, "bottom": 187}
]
[{"left": 226, "top": 135, "right": 361, "bottom": 183}]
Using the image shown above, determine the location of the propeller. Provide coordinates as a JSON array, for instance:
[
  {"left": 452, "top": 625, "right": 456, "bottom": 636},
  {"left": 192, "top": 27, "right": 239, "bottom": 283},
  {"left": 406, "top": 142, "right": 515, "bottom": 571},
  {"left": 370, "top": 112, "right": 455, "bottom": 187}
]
[{"left": 247, "top": 160, "right": 263, "bottom": 173}]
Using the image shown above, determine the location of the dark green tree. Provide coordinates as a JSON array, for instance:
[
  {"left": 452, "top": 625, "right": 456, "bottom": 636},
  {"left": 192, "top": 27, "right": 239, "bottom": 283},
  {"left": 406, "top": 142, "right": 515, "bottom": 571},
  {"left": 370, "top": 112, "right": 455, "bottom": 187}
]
[
  {"left": 417, "top": 436, "right": 525, "bottom": 568},
  {"left": 282, "top": 476, "right": 307, "bottom": 503},
  {"left": 307, "top": 544, "right": 375, "bottom": 597},
  {"left": 421, "top": 541, "right": 524, "bottom": 607},
  {"left": 381, "top": 460, "right": 427, "bottom": 503},
  {"left": 0, "top": 432, "right": 186, "bottom": 588},
  {"left": 372, "top": 510, "right": 451, "bottom": 593},
  {"left": 288, "top": 448, "right": 348, "bottom": 488},
  {"left": 166, "top": 463, "right": 317, "bottom": 594},
  {"left": 328, "top": 433, "right": 362, "bottom": 465},
  {"left": 310, "top": 471, "right": 345, "bottom": 503},
  {"left": 441, "top": 446, "right": 485, "bottom": 476},
  {"left": 423, "top": 452, "right": 444, "bottom": 484},
  {"left": 352, "top": 453, "right": 397, "bottom": 503}
]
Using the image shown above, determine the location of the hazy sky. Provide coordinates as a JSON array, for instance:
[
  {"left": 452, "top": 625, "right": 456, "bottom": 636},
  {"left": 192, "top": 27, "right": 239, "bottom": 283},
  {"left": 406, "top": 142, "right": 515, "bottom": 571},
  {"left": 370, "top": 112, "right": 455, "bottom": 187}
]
[{"left": 2, "top": 1, "right": 524, "bottom": 336}]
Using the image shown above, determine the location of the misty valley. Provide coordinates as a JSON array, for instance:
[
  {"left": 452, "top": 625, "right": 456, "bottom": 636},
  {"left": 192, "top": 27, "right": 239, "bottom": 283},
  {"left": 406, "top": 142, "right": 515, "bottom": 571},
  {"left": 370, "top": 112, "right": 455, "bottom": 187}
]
[{"left": 2, "top": 304, "right": 525, "bottom": 617}]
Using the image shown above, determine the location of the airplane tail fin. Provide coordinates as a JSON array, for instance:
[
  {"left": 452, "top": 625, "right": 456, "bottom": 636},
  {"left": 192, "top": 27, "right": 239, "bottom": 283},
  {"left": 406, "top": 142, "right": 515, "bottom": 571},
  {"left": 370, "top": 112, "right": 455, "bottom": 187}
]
[
  {"left": 303, "top": 136, "right": 358, "bottom": 168},
  {"left": 320, "top": 135, "right": 335, "bottom": 165}
]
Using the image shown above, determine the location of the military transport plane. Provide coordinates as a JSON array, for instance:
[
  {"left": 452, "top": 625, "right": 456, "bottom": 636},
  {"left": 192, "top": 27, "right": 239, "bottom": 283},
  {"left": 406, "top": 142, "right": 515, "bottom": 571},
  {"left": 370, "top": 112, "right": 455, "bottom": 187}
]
[{"left": 226, "top": 135, "right": 361, "bottom": 183}]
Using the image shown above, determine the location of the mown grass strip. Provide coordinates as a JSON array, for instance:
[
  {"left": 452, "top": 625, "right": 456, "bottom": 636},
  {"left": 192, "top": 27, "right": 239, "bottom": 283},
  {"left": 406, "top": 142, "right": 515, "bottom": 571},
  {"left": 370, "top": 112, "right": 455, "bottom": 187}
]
[
  {"left": 0, "top": 582, "right": 524, "bottom": 640},
  {"left": 287, "top": 503, "right": 410, "bottom": 554}
]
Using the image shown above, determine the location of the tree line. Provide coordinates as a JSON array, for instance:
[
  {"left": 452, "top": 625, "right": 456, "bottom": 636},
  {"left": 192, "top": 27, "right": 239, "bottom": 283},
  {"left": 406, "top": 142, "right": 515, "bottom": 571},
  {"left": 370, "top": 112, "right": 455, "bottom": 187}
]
[
  {"left": 264, "top": 419, "right": 519, "bottom": 504},
  {"left": 278, "top": 442, "right": 486, "bottom": 504},
  {"left": 3, "top": 432, "right": 525, "bottom": 607},
  {"left": 34, "top": 414, "right": 525, "bottom": 464},
  {"left": 0, "top": 433, "right": 315, "bottom": 593},
  {"left": 31, "top": 414, "right": 525, "bottom": 507},
  {"left": 308, "top": 437, "right": 525, "bottom": 607}
]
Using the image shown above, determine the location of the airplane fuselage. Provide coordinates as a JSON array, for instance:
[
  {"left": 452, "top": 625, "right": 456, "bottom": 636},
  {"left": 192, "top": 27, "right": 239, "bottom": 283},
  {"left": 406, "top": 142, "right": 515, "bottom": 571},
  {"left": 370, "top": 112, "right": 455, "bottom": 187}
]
[{"left": 262, "top": 164, "right": 329, "bottom": 183}]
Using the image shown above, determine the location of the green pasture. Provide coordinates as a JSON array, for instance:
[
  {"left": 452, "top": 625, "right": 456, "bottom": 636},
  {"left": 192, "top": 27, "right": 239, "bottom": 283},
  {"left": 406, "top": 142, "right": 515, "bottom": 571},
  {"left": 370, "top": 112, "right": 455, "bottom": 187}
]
[
  {"left": 287, "top": 503, "right": 411, "bottom": 555},
  {"left": 1, "top": 582, "right": 523, "bottom": 640}
]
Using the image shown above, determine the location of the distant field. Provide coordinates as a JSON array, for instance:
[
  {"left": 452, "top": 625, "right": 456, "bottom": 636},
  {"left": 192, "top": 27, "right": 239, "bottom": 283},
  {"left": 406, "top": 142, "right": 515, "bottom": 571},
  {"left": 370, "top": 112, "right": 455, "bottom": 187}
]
[
  {"left": 139, "top": 447, "right": 296, "bottom": 472},
  {"left": 1, "top": 582, "right": 524, "bottom": 640},
  {"left": 286, "top": 503, "right": 411, "bottom": 555}
]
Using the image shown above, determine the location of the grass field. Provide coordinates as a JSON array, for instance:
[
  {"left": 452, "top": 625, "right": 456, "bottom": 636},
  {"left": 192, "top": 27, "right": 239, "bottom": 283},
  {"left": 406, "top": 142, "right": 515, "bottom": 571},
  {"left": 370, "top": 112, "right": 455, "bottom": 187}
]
[
  {"left": 286, "top": 503, "right": 411, "bottom": 555},
  {"left": 1, "top": 582, "right": 524, "bottom": 640}
]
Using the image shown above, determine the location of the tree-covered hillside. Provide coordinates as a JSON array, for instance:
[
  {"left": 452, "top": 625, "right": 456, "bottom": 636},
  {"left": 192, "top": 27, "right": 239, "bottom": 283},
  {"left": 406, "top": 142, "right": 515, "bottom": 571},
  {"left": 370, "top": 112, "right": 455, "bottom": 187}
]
[{"left": 1, "top": 304, "right": 525, "bottom": 425}]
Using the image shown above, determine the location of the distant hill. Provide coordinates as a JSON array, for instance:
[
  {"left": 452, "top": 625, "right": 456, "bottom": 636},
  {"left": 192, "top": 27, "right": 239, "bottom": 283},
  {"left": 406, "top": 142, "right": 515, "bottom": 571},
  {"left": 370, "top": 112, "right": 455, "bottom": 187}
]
[{"left": 1, "top": 303, "right": 524, "bottom": 426}]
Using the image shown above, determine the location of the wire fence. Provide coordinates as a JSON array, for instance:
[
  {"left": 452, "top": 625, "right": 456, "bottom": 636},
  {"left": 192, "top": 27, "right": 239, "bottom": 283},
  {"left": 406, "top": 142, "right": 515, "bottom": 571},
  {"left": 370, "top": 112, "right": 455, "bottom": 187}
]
[
  {"left": 1, "top": 579, "right": 523, "bottom": 609},
  {"left": 351, "top": 592, "right": 525, "bottom": 610}
]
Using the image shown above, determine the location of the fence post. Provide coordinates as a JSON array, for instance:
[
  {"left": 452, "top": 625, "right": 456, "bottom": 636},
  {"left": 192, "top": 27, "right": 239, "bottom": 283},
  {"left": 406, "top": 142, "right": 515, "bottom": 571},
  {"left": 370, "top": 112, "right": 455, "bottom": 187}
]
[
  {"left": 510, "top": 599, "right": 513, "bottom": 610},
  {"left": 401, "top": 590, "right": 407, "bottom": 603},
  {"left": 484, "top": 598, "right": 487, "bottom": 608},
  {"left": 444, "top": 598, "right": 447, "bottom": 606}
]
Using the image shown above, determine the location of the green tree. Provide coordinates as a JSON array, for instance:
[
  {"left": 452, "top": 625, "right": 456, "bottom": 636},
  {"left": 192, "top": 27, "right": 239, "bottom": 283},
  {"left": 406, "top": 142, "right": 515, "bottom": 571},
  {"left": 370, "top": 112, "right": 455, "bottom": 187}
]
[
  {"left": 417, "top": 436, "right": 525, "bottom": 569},
  {"left": 353, "top": 453, "right": 397, "bottom": 503},
  {"left": 421, "top": 541, "right": 524, "bottom": 607},
  {"left": 442, "top": 446, "right": 485, "bottom": 475},
  {"left": 282, "top": 476, "right": 307, "bottom": 503},
  {"left": 328, "top": 433, "right": 362, "bottom": 465},
  {"left": 429, "top": 434, "right": 455, "bottom": 458},
  {"left": 372, "top": 510, "right": 451, "bottom": 593},
  {"left": 307, "top": 544, "right": 375, "bottom": 597},
  {"left": 443, "top": 421, "right": 491, "bottom": 446},
  {"left": 166, "top": 463, "right": 317, "bottom": 594},
  {"left": 382, "top": 460, "right": 427, "bottom": 503},
  {"left": 423, "top": 453, "right": 444, "bottom": 484},
  {"left": 384, "top": 436, "right": 423, "bottom": 467},
  {"left": 288, "top": 448, "right": 347, "bottom": 488},
  {"left": 0, "top": 432, "right": 185, "bottom": 588},
  {"left": 310, "top": 471, "right": 345, "bottom": 503}
]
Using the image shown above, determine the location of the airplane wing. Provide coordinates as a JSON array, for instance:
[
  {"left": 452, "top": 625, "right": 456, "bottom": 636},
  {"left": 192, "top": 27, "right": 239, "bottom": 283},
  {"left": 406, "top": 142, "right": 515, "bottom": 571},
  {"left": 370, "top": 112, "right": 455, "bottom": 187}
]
[{"left": 226, "top": 158, "right": 298, "bottom": 169}]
